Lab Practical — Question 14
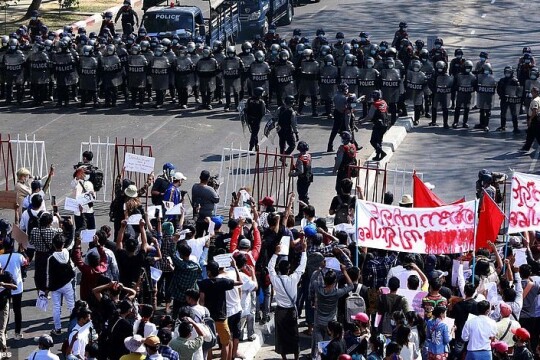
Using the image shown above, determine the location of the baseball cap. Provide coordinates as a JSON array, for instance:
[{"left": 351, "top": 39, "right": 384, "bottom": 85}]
[
  {"left": 350, "top": 312, "right": 369, "bottom": 324},
  {"left": 31, "top": 179, "right": 42, "bottom": 191},
  {"left": 211, "top": 215, "right": 223, "bottom": 228},
  {"left": 491, "top": 341, "right": 508, "bottom": 353},
  {"left": 173, "top": 172, "right": 187, "bottom": 181},
  {"left": 512, "top": 327, "right": 531, "bottom": 341},
  {"left": 499, "top": 302, "right": 512, "bottom": 318},
  {"left": 428, "top": 270, "right": 449, "bottom": 281},
  {"left": 304, "top": 224, "right": 317, "bottom": 237},
  {"left": 144, "top": 335, "right": 160, "bottom": 347},
  {"left": 238, "top": 238, "right": 251, "bottom": 250},
  {"left": 259, "top": 196, "right": 275, "bottom": 206}
]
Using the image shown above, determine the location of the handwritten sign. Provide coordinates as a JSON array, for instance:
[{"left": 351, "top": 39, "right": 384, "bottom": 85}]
[
  {"left": 127, "top": 214, "right": 142, "bottom": 225},
  {"left": 396, "top": 288, "right": 428, "bottom": 317},
  {"left": 124, "top": 152, "right": 156, "bottom": 175},
  {"left": 233, "top": 206, "right": 252, "bottom": 219},
  {"left": 147, "top": 206, "right": 163, "bottom": 220},
  {"left": 64, "top": 198, "right": 80, "bottom": 212},
  {"left": 509, "top": 172, "right": 540, "bottom": 232},
  {"left": 165, "top": 203, "right": 183, "bottom": 215},
  {"left": 355, "top": 200, "right": 477, "bottom": 254},
  {"left": 278, "top": 236, "right": 290, "bottom": 256},
  {"left": 214, "top": 253, "right": 233, "bottom": 268},
  {"left": 81, "top": 229, "right": 96, "bottom": 243}
]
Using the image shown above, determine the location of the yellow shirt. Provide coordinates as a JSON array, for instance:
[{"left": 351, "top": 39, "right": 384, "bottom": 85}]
[{"left": 119, "top": 354, "right": 146, "bottom": 360}]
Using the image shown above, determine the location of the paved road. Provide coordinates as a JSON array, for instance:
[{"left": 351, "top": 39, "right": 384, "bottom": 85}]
[{"left": 2, "top": 0, "right": 540, "bottom": 358}]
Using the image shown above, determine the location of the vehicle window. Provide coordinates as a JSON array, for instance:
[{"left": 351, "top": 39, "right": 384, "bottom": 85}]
[{"left": 142, "top": 13, "right": 194, "bottom": 33}]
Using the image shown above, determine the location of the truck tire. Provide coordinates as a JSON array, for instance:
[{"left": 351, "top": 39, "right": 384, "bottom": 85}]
[{"left": 277, "top": 1, "right": 293, "bottom": 26}]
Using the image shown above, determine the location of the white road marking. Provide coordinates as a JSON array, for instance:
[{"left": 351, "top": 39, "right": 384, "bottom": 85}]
[
  {"left": 142, "top": 114, "right": 180, "bottom": 140},
  {"left": 491, "top": 0, "right": 496, "bottom": 4},
  {"left": 481, "top": 13, "right": 486, "bottom": 18},
  {"left": 529, "top": 149, "right": 540, "bottom": 172},
  {"left": 471, "top": 30, "right": 476, "bottom": 34},
  {"left": 30, "top": 113, "right": 67, "bottom": 135}
]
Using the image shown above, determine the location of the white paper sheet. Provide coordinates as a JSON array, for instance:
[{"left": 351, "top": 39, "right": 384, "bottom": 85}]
[
  {"left": 81, "top": 229, "right": 96, "bottom": 243},
  {"left": 124, "top": 152, "right": 156, "bottom": 174},
  {"left": 150, "top": 266, "right": 163, "bottom": 281},
  {"left": 127, "top": 214, "right": 142, "bottom": 225},
  {"left": 233, "top": 206, "right": 252, "bottom": 219},
  {"left": 64, "top": 197, "right": 79, "bottom": 212},
  {"left": 214, "top": 253, "right": 233, "bottom": 268},
  {"left": 147, "top": 206, "right": 163, "bottom": 220},
  {"left": 278, "top": 236, "right": 290, "bottom": 256}
]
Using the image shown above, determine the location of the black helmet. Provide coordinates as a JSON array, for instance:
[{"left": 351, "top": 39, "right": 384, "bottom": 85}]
[
  {"left": 254, "top": 87, "right": 265, "bottom": 97},
  {"left": 336, "top": 31, "right": 345, "bottom": 40},
  {"left": 340, "top": 131, "right": 352, "bottom": 143},
  {"left": 138, "top": 27, "right": 147, "bottom": 36},
  {"left": 284, "top": 95, "right": 295, "bottom": 106},
  {"left": 371, "top": 90, "right": 382, "bottom": 100},
  {"left": 338, "top": 83, "right": 349, "bottom": 93},
  {"left": 399, "top": 21, "right": 407, "bottom": 29},
  {"left": 297, "top": 141, "right": 309, "bottom": 152},
  {"left": 415, "top": 39, "right": 424, "bottom": 49},
  {"left": 523, "top": 47, "right": 532, "bottom": 54},
  {"left": 435, "top": 60, "right": 447, "bottom": 72},
  {"left": 504, "top": 66, "right": 514, "bottom": 76},
  {"left": 103, "top": 11, "right": 113, "bottom": 19},
  {"left": 434, "top": 37, "right": 443, "bottom": 46},
  {"left": 454, "top": 48, "right": 463, "bottom": 56},
  {"left": 479, "top": 51, "right": 488, "bottom": 59},
  {"left": 379, "top": 41, "right": 389, "bottom": 50},
  {"left": 359, "top": 31, "right": 369, "bottom": 39},
  {"left": 293, "top": 29, "right": 301, "bottom": 37},
  {"left": 316, "top": 28, "right": 325, "bottom": 36}
]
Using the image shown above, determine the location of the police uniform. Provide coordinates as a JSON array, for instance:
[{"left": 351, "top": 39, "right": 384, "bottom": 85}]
[
  {"left": 273, "top": 59, "right": 296, "bottom": 106},
  {"left": 244, "top": 96, "right": 266, "bottom": 151},
  {"left": 2, "top": 48, "right": 25, "bottom": 104},
  {"left": 248, "top": 60, "right": 271, "bottom": 98},
  {"left": 497, "top": 75, "right": 521, "bottom": 131},
  {"left": 420, "top": 59, "right": 434, "bottom": 117},
  {"left": 101, "top": 52, "right": 123, "bottom": 106},
  {"left": 327, "top": 92, "right": 349, "bottom": 152},
  {"left": 173, "top": 54, "right": 193, "bottom": 107},
  {"left": 380, "top": 67, "right": 402, "bottom": 125},
  {"left": 239, "top": 51, "right": 255, "bottom": 99},
  {"left": 29, "top": 49, "right": 51, "bottom": 105},
  {"left": 297, "top": 58, "right": 320, "bottom": 115},
  {"left": 319, "top": 63, "right": 339, "bottom": 116},
  {"left": 151, "top": 54, "right": 171, "bottom": 107},
  {"left": 341, "top": 63, "right": 360, "bottom": 97},
  {"left": 79, "top": 54, "right": 100, "bottom": 107},
  {"left": 276, "top": 105, "right": 298, "bottom": 155},
  {"left": 358, "top": 67, "right": 379, "bottom": 117},
  {"left": 430, "top": 72, "right": 454, "bottom": 127},
  {"left": 222, "top": 55, "right": 243, "bottom": 110},
  {"left": 53, "top": 50, "right": 78, "bottom": 107},
  {"left": 405, "top": 69, "right": 426, "bottom": 124},
  {"left": 290, "top": 151, "right": 313, "bottom": 205},
  {"left": 475, "top": 73, "right": 497, "bottom": 130},
  {"left": 453, "top": 71, "right": 476, "bottom": 127},
  {"left": 127, "top": 53, "right": 148, "bottom": 107},
  {"left": 196, "top": 55, "right": 219, "bottom": 108}
]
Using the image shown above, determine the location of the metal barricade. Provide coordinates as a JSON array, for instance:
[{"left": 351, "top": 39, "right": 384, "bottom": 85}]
[
  {"left": 79, "top": 137, "right": 115, "bottom": 202},
  {"left": 0, "top": 134, "right": 15, "bottom": 192},
  {"left": 253, "top": 148, "right": 294, "bottom": 210},
  {"left": 217, "top": 143, "right": 257, "bottom": 209}
]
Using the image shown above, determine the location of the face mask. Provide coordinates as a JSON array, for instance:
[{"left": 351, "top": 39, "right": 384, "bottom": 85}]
[
  {"left": 505, "top": 72, "right": 512, "bottom": 78},
  {"left": 367, "top": 63, "right": 373, "bottom": 69},
  {"left": 321, "top": 51, "right": 327, "bottom": 56},
  {"left": 84, "top": 174, "right": 90, "bottom": 181},
  {"left": 456, "top": 55, "right": 462, "bottom": 59},
  {"left": 9, "top": 46, "right": 16, "bottom": 50},
  {"left": 228, "top": 53, "right": 235, "bottom": 58},
  {"left": 531, "top": 74, "right": 538, "bottom": 80},
  {"left": 361, "top": 37, "right": 367, "bottom": 42},
  {"left": 272, "top": 50, "right": 277, "bottom": 55},
  {"left": 413, "top": 66, "right": 420, "bottom": 72},
  {"left": 390, "top": 319, "right": 396, "bottom": 326},
  {"left": 155, "top": 50, "right": 163, "bottom": 56},
  {"left": 480, "top": 57, "right": 486, "bottom": 62},
  {"left": 344, "top": 49, "right": 350, "bottom": 54},
  {"left": 465, "top": 68, "right": 471, "bottom": 73},
  {"left": 31, "top": 17, "right": 37, "bottom": 20},
  {"left": 318, "top": 35, "right": 324, "bottom": 39},
  {"left": 525, "top": 60, "right": 531, "bottom": 64},
  {"left": 387, "top": 63, "right": 394, "bottom": 69},
  {"left": 326, "top": 61, "right": 333, "bottom": 66},
  {"left": 346, "top": 61, "right": 353, "bottom": 66},
  {"left": 438, "top": 68, "right": 444, "bottom": 72},
  {"left": 421, "top": 58, "right": 427, "bottom": 63},
  {"left": 370, "top": 50, "right": 376, "bottom": 55},
  {"left": 354, "top": 44, "right": 359, "bottom": 49},
  {"left": 435, "top": 44, "right": 441, "bottom": 49},
  {"left": 380, "top": 47, "right": 387, "bottom": 52}
]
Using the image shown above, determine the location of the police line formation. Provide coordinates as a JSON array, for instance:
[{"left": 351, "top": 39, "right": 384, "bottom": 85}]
[{"left": 1, "top": 19, "right": 538, "bottom": 133}]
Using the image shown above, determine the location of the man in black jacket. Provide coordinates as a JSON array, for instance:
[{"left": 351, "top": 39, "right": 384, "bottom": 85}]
[{"left": 47, "top": 233, "right": 75, "bottom": 336}]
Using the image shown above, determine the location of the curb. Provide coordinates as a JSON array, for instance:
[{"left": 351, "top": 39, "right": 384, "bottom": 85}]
[
  {"left": 237, "top": 319, "right": 274, "bottom": 360},
  {"left": 55, "top": 0, "right": 142, "bottom": 34}
]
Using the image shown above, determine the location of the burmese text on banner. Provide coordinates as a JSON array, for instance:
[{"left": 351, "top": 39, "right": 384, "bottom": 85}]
[
  {"left": 355, "top": 200, "right": 477, "bottom": 254},
  {"left": 509, "top": 172, "right": 540, "bottom": 233}
]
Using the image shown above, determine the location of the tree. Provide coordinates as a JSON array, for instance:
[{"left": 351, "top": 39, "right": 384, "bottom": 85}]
[
  {"left": 1, "top": 0, "right": 19, "bottom": 33},
  {"left": 23, "top": 0, "right": 41, "bottom": 19}
]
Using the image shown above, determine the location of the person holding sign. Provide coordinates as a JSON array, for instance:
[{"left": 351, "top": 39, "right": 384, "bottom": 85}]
[
  {"left": 268, "top": 237, "right": 307, "bottom": 360},
  {"left": 192, "top": 170, "right": 220, "bottom": 237},
  {"left": 230, "top": 217, "right": 262, "bottom": 268},
  {"left": 71, "top": 166, "right": 96, "bottom": 232}
]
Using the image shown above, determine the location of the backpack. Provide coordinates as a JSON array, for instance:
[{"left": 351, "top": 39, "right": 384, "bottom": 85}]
[
  {"left": 61, "top": 329, "right": 79, "bottom": 358},
  {"left": 346, "top": 285, "right": 367, "bottom": 324},
  {"left": 88, "top": 168, "right": 104, "bottom": 192},
  {"left": 202, "top": 316, "right": 217, "bottom": 351},
  {"left": 334, "top": 196, "right": 353, "bottom": 225},
  {"left": 26, "top": 209, "right": 44, "bottom": 236},
  {"left": 378, "top": 294, "right": 403, "bottom": 335}
]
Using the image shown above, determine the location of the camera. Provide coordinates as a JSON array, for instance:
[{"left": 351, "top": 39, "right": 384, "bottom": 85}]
[{"left": 207, "top": 174, "right": 221, "bottom": 191}]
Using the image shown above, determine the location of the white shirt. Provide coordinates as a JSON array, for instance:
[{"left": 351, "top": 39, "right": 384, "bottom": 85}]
[
  {"left": 132, "top": 319, "right": 158, "bottom": 337},
  {"left": 22, "top": 191, "right": 47, "bottom": 211},
  {"left": 462, "top": 315, "right": 497, "bottom": 351},
  {"left": 0, "top": 252, "right": 26, "bottom": 295},
  {"left": 26, "top": 349, "right": 60, "bottom": 360},
  {"left": 69, "top": 323, "right": 92, "bottom": 359},
  {"left": 187, "top": 236, "right": 208, "bottom": 262},
  {"left": 387, "top": 265, "right": 423, "bottom": 290},
  {"left": 71, "top": 179, "right": 94, "bottom": 215},
  {"left": 219, "top": 269, "right": 243, "bottom": 317},
  {"left": 86, "top": 247, "right": 119, "bottom": 281},
  {"left": 268, "top": 252, "right": 307, "bottom": 308},
  {"left": 239, "top": 272, "right": 257, "bottom": 316},
  {"left": 147, "top": 354, "right": 164, "bottom": 360}
]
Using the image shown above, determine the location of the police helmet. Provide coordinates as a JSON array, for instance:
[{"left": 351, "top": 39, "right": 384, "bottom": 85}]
[
  {"left": 15, "top": 27, "right": 26, "bottom": 37},
  {"left": 59, "top": 39, "right": 69, "bottom": 50},
  {"left": 40, "top": 25, "right": 48, "bottom": 35},
  {"left": 126, "top": 34, "right": 136, "bottom": 45},
  {"left": 454, "top": 48, "right": 463, "bottom": 57},
  {"left": 435, "top": 60, "right": 446, "bottom": 72},
  {"left": 284, "top": 95, "right": 295, "bottom": 106},
  {"left": 78, "top": 27, "right": 86, "bottom": 35},
  {"left": 241, "top": 41, "right": 252, "bottom": 52},
  {"left": 379, "top": 41, "right": 388, "bottom": 50},
  {"left": 324, "top": 54, "right": 334, "bottom": 65},
  {"left": 89, "top": 31, "right": 97, "bottom": 39},
  {"left": 30, "top": 10, "right": 39, "bottom": 18},
  {"left": 524, "top": 53, "right": 533, "bottom": 61},
  {"left": 419, "top": 48, "right": 429, "bottom": 58},
  {"left": 504, "top": 66, "right": 514, "bottom": 76},
  {"left": 270, "top": 43, "right": 280, "bottom": 53},
  {"left": 359, "top": 31, "right": 369, "bottom": 39},
  {"left": 226, "top": 45, "right": 236, "bottom": 57},
  {"left": 338, "top": 83, "right": 349, "bottom": 93},
  {"left": 268, "top": 23, "right": 277, "bottom": 34},
  {"left": 63, "top": 25, "right": 72, "bottom": 34},
  {"left": 296, "top": 43, "right": 305, "bottom": 55},
  {"left": 130, "top": 43, "right": 141, "bottom": 55},
  {"left": 340, "top": 131, "right": 353, "bottom": 142},
  {"left": 212, "top": 40, "right": 223, "bottom": 51},
  {"left": 369, "top": 44, "right": 379, "bottom": 55},
  {"left": 43, "top": 39, "right": 53, "bottom": 51},
  {"left": 482, "top": 62, "right": 492, "bottom": 74},
  {"left": 336, "top": 31, "right": 345, "bottom": 40},
  {"left": 254, "top": 87, "right": 265, "bottom": 97},
  {"left": 411, "top": 59, "right": 421, "bottom": 72},
  {"left": 8, "top": 38, "right": 19, "bottom": 50},
  {"left": 186, "top": 41, "right": 195, "bottom": 53},
  {"left": 479, "top": 51, "right": 488, "bottom": 59},
  {"left": 523, "top": 47, "right": 532, "bottom": 54},
  {"left": 140, "top": 40, "right": 150, "bottom": 51},
  {"left": 351, "top": 38, "right": 359, "bottom": 48},
  {"left": 386, "top": 47, "right": 397, "bottom": 59},
  {"left": 316, "top": 28, "right": 325, "bottom": 36},
  {"left": 434, "top": 37, "right": 443, "bottom": 46},
  {"left": 531, "top": 67, "right": 539, "bottom": 78},
  {"left": 105, "top": 44, "right": 115, "bottom": 56},
  {"left": 279, "top": 50, "right": 289, "bottom": 60},
  {"left": 297, "top": 141, "right": 309, "bottom": 152},
  {"left": 415, "top": 39, "right": 424, "bottom": 49},
  {"left": 154, "top": 44, "right": 164, "bottom": 56},
  {"left": 35, "top": 42, "right": 44, "bottom": 51},
  {"left": 78, "top": 34, "right": 88, "bottom": 45},
  {"left": 103, "top": 11, "right": 113, "bottom": 19},
  {"left": 161, "top": 38, "right": 172, "bottom": 48},
  {"left": 463, "top": 60, "right": 474, "bottom": 72},
  {"left": 202, "top": 46, "right": 211, "bottom": 58},
  {"left": 343, "top": 43, "right": 352, "bottom": 54},
  {"left": 303, "top": 48, "right": 313, "bottom": 58},
  {"left": 163, "top": 163, "right": 175, "bottom": 176},
  {"left": 344, "top": 53, "right": 355, "bottom": 65},
  {"left": 150, "top": 36, "right": 158, "bottom": 46},
  {"left": 138, "top": 27, "right": 147, "bottom": 36},
  {"left": 365, "top": 57, "right": 375, "bottom": 68},
  {"left": 113, "top": 35, "right": 123, "bottom": 46},
  {"left": 319, "top": 44, "right": 330, "bottom": 56},
  {"left": 254, "top": 50, "right": 265, "bottom": 62},
  {"left": 82, "top": 45, "right": 93, "bottom": 56},
  {"left": 293, "top": 29, "right": 301, "bottom": 37},
  {"left": 399, "top": 21, "right": 408, "bottom": 29},
  {"left": 385, "top": 57, "right": 395, "bottom": 68}
]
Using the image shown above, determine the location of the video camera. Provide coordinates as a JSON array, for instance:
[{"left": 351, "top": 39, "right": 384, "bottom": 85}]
[{"left": 207, "top": 174, "right": 221, "bottom": 191}]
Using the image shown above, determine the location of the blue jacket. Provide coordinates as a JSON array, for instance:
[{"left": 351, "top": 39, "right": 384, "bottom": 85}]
[{"left": 426, "top": 318, "right": 450, "bottom": 355}]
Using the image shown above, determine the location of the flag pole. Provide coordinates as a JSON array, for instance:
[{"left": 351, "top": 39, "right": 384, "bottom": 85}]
[
  {"left": 501, "top": 172, "right": 513, "bottom": 274},
  {"left": 472, "top": 197, "right": 479, "bottom": 286},
  {"left": 355, "top": 198, "right": 359, "bottom": 267}
]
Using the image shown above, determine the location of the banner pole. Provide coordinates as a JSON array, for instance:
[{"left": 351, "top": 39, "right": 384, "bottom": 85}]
[
  {"left": 355, "top": 199, "right": 359, "bottom": 267},
  {"left": 472, "top": 198, "right": 479, "bottom": 286},
  {"left": 502, "top": 171, "right": 513, "bottom": 274}
]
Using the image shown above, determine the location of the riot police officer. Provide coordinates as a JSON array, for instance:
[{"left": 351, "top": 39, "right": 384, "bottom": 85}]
[
  {"left": 28, "top": 10, "right": 44, "bottom": 40},
  {"left": 127, "top": 44, "right": 148, "bottom": 109},
  {"left": 453, "top": 60, "right": 476, "bottom": 128},
  {"left": 244, "top": 87, "right": 266, "bottom": 151},
  {"left": 273, "top": 50, "right": 295, "bottom": 106},
  {"left": 419, "top": 49, "right": 434, "bottom": 118},
  {"left": 266, "top": 43, "right": 281, "bottom": 104},
  {"left": 101, "top": 44, "right": 123, "bottom": 107},
  {"left": 0, "top": 36, "right": 8, "bottom": 99},
  {"left": 392, "top": 22, "right": 408, "bottom": 51},
  {"left": 405, "top": 59, "right": 426, "bottom": 125},
  {"left": 239, "top": 42, "right": 255, "bottom": 100},
  {"left": 496, "top": 66, "right": 521, "bottom": 133},
  {"left": 358, "top": 57, "right": 379, "bottom": 118},
  {"left": 332, "top": 32, "right": 345, "bottom": 65},
  {"left": 2, "top": 39, "right": 25, "bottom": 104},
  {"left": 380, "top": 57, "right": 402, "bottom": 125},
  {"left": 78, "top": 45, "right": 100, "bottom": 108},
  {"left": 430, "top": 38, "right": 448, "bottom": 64},
  {"left": 161, "top": 38, "right": 176, "bottom": 104},
  {"left": 327, "top": 83, "right": 349, "bottom": 152},
  {"left": 518, "top": 52, "right": 535, "bottom": 114},
  {"left": 212, "top": 41, "right": 225, "bottom": 105},
  {"left": 475, "top": 63, "right": 497, "bottom": 131},
  {"left": 114, "top": 0, "right": 139, "bottom": 36},
  {"left": 173, "top": 45, "right": 193, "bottom": 109},
  {"left": 312, "top": 28, "right": 327, "bottom": 57},
  {"left": 29, "top": 41, "right": 51, "bottom": 106},
  {"left": 151, "top": 44, "right": 171, "bottom": 109},
  {"left": 140, "top": 40, "right": 153, "bottom": 101},
  {"left": 196, "top": 46, "right": 218, "bottom": 110},
  {"left": 222, "top": 46, "right": 243, "bottom": 111},
  {"left": 288, "top": 29, "right": 302, "bottom": 54},
  {"left": 449, "top": 49, "right": 465, "bottom": 109},
  {"left": 53, "top": 38, "right": 78, "bottom": 107},
  {"left": 276, "top": 95, "right": 299, "bottom": 155},
  {"left": 319, "top": 54, "right": 339, "bottom": 119},
  {"left": 524, "top": 67, "right": 540, "bottom": 119},
  {"left": 187, "top": 41, "right": 200, "bottom": 103},
  {"left": 430, "top": 60, "right": 453, "bottom": 128},
  {"left": 297, "top": 49, "right": 319, "bottom": 117},
  {"left": 341, "top": 54, "right": 360, "bottom": 96},
  {"left": 249, "top": 50, "right": 271, "bottom": 100}
]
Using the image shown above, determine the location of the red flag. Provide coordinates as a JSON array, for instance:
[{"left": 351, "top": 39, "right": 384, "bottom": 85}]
[
  {"left": 413, "top": 174, "right": 445, "bottom": 207},
  {"left": 476, "top": 191, "right": 505, "bottom": 250}
]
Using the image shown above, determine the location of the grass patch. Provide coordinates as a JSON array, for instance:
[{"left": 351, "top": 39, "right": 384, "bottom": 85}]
[{"left": 40, "top": 0, "right": 116, "bottom": 15}]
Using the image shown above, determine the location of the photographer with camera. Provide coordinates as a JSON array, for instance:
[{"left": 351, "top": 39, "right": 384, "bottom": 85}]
[
  {"left": 192, "top": 170, "right": 220, "bottom": 237},
  {"left": 71, "top": 166, "right": 96, "bottom": 231}
]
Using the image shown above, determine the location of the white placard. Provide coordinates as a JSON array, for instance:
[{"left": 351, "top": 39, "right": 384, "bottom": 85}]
[
  {"left": 36, "top": 291, "right": 48, "bottom": 312},
  {"left": 150, "top": 266, "right": 162, "bottom": 281},
  {"left": 514, "top": 248, "right": 528, "bottom": 267},
  {"left": 334, "top": 223, "right": 355, "bottom": 235},
  {"left": 76, "top": 193, "right": 95, "bottom": 206},
  {"left": 325, "top": 257, "right": 341, "bottom": 271},
  {"left": 127, "top": 214, "right": 142, "bottom": 225},
  {"left": 148, "top": 206, "right": 163, "bottom": 220},
  {"left": 233, "top": 206, "right": 252, "bottom": 219},
  {"left": 165, "top": 203, "right": 183, "bottom": 215},
  {"left": 278, "top": 236, "right": 290, "bottom": 256},
  {"left": 208, "top": 220, "right": 216, "bottom": 236},
  {"left": 81, "top": 229, "right": 96, "bottom": 243},
  {"left": 124, "top": 152, "right": 156, "bottom": 174},
  {"left": 214, "top": 253, "right": 233, "bottom": 268},
  {"left": 163, "top": 201, "right": 174, "bottom": 211},
  {"left": 452, "top": 260, "right": 470, "bottom": 287},
  {"left": 318, "top": 341, "right": 330, "bottom": 356},
  {"left": 64, "top": 197, "right": 79, "bottom": 212}
]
